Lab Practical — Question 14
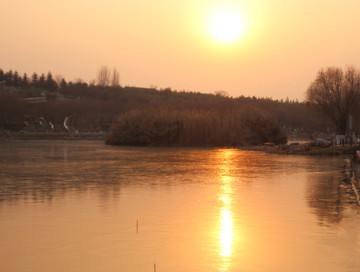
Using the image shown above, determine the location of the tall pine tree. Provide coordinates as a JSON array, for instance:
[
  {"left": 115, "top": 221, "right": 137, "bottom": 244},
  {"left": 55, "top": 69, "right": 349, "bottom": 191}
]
[
  {"left": 45, "top": 72, "right": 57, "bottom": 92},
  {"left": 31, "top": 73, "right": 39, "bottom": 87}
]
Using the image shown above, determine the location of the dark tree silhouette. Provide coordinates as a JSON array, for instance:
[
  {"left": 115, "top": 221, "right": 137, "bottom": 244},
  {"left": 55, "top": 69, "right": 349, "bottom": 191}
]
[
  {"left": 0, "top": 69, "right": 4, "bottom": 82},
  {"left": 22, "top": 73, "right": 29, "bottom": 87},
  {"left": 59, "top": 78, "right": 67, "bottom": 90},
  {"left": 306, "top": 66, "right": 360, "bottom": 134},
  {"left": 45, "top": 72, "right": 58, "bottom": 92},
  {"left": 31, "top": 73, "right": 39, "bottom": 87},
  {"left": 4, "top": 70, "right": 13, "bottom": 86},
  {"left": 38, "top": 73, "right": 46, "bottom": 89},
  {"left": 12, "top": 71, "right": 20, "bottom": 87}
]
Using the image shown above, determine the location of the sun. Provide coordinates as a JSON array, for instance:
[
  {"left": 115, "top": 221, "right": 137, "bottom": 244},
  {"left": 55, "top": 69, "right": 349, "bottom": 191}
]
[{"left": 208, "top": 7, "right": 245, "bottom": 44}]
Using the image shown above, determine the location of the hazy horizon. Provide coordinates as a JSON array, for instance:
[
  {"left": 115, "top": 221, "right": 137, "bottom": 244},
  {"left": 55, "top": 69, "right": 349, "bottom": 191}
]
[{"left": 2, "top": 0, "right": 360, "bottom": 101}]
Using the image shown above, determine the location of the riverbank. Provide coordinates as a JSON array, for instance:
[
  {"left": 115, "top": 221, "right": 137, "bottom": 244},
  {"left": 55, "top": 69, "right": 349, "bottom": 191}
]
[
  {"left": 2, "top": 132, "right": 360, "bottom": 157},
  {"left": 242, "top": 142, "right": 360, "bottom": 156},
  {"left": 0, "top": 132, "right": 105, "bottom": 141}
]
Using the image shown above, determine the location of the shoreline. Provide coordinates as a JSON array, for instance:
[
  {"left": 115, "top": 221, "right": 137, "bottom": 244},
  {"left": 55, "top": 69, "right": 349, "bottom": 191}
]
[
  {"left": 0, "top": 132, "right": 105, "bottom": 141},
  {"left": 241, "top": 143, "right": 360, "bottom": 156},
  {"left": 2, "top": 133, "right": 360, "bottom": 157}
]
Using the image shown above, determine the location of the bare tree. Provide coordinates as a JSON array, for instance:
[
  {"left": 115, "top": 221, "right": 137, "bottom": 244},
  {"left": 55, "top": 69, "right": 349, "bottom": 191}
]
[
  {"left": 97, "top": 66, "right": 111, "bottom": 86},
  {"left": 214, "top": 90, "right": 230, "bottom": 97},
  {"left": 54, "top": 74, "right": 64, "bottom": 87},
  {"left": 97, "top": 66, "right": 120, "bottom": 87},
  {"left": 306, "top": 66, "right": 360, "bottom": 134},
  {"left": 111, "top": 68, "right": 120, "bottom": 87}
]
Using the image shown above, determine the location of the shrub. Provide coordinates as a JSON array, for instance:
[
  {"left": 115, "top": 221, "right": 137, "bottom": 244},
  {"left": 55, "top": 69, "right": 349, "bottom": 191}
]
[{"left": 106, "top": 106, "right": 287, "bottom": 146}]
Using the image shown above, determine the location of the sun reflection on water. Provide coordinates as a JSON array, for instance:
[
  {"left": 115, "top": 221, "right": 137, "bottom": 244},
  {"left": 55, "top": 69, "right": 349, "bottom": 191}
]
[
  {"left": 216, "top": 149, "right": 237, "bottom": 271},
  {"left": 219, "top": 208, "right": 233, "bottom": 258}
]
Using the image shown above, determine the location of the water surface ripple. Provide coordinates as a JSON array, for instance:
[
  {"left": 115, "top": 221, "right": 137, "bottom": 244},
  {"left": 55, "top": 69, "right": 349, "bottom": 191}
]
[{"left": 0, "top": 140, "right": 359, "bottom": 272}]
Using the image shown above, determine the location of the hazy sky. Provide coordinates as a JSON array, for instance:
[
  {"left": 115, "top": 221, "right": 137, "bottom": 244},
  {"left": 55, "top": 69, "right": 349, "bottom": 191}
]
[{"left": 2, "top": 0, "right": 360, "bottom": 100}]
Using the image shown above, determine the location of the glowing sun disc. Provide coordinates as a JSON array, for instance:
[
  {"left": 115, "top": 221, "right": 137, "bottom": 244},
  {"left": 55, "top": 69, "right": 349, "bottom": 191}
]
[{"left": 209, "top": 8, "right": 245, "bottom": 43}]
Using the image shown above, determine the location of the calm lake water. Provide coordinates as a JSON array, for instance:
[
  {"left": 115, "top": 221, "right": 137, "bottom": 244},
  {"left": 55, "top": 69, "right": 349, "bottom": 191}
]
[{"left": 0, "top": 140, "right": 359, "bottom": 272}]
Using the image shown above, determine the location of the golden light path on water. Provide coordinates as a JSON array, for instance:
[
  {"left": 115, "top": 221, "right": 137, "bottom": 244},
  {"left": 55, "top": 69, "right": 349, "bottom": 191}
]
[
  {"left": 216, "top": 149, "right": 237, "bottom": 271},
  {"left": 220, "top": 208, "right": 233, "bottom": 258}
]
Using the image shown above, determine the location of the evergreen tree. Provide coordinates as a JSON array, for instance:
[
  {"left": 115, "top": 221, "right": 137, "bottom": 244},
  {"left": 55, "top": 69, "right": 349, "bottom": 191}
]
[
  {"left": 45, "top": 72, "right": 57, "bottom": 92},
  {"left": 60, "top": 78, "right": 67, "bottom": 89},
  {"left": 31, "top": 73, "right": 39, "bottom": 87},
  {"left": 22, "top": 73, "right": 29, "bottom": 87},
  {"left": 13, "top": 71, "right": 20, "bottom": 87},
  {"left": 38, "top": 73, "right": 46, "bottom": 89},
  {"left": 0, "top": 69, "right": 4, "bottom": 83},
  {"left": 5, "top": 70, "right": 13, "bottom": 86}
]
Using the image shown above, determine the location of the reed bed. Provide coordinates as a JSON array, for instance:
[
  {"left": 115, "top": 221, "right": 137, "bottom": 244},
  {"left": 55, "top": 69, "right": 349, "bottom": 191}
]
[{"left": 106, "top": 106, "right": 287, "bottom": 146}]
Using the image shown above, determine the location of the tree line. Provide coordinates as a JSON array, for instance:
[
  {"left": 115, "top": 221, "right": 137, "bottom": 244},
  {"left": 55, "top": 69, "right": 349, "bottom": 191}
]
[
  {"left": 0, "top": 66, "right": 121, "bottom": 91},
  {"left": 2, "top": 65, "right": 358, "bottom": 144},
  {"left": 0, "top": 69, "right": 58, "bottom": 91}
]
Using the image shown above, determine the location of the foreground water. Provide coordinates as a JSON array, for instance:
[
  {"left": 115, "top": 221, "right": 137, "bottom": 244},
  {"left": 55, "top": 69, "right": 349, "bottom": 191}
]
[{"left": 0, "top": 140, "right": 359, "bottom": 272}]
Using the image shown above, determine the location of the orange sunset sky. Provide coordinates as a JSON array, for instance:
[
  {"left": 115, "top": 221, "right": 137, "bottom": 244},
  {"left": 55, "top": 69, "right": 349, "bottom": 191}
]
[{"left": 2, "top": 0, "right": 360, "bottom": 100}]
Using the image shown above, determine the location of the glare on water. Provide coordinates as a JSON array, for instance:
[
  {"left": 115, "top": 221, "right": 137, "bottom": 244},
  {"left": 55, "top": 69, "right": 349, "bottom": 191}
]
[
  {"left": 217, "top": 150, "right": 235, "bottom": 263},
  {"left": 0, "top": 141, "right": 359, "bottom": 272}
]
